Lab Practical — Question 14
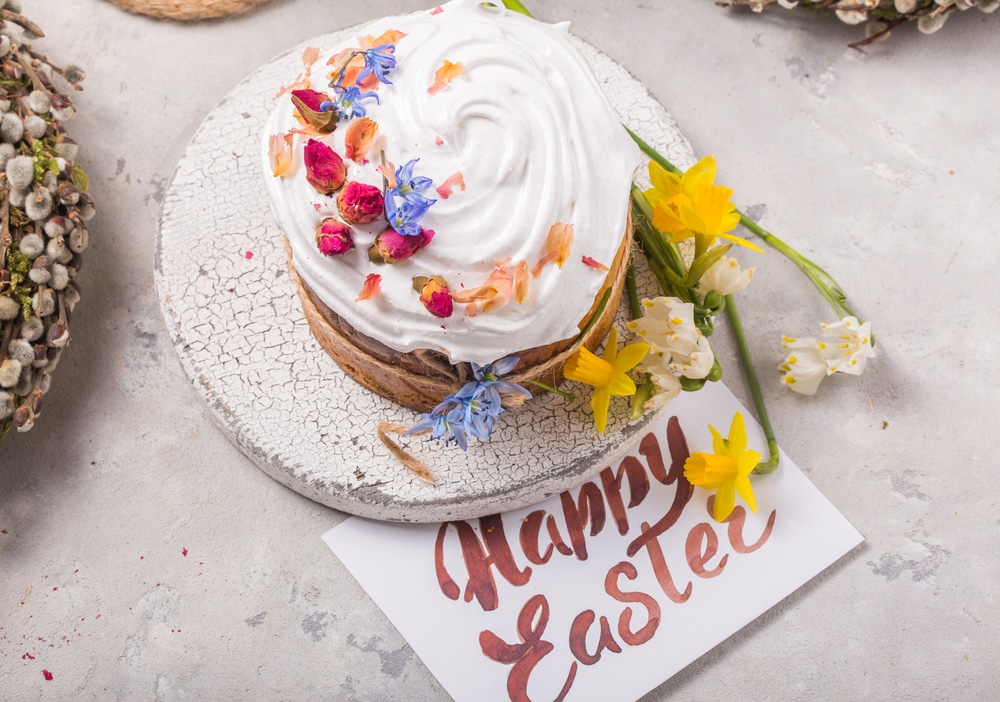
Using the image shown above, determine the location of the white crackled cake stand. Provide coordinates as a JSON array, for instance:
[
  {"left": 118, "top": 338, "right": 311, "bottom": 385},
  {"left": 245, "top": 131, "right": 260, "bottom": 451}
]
[{"left": 154, "top": 26, "right": 695, "bottom": 522}]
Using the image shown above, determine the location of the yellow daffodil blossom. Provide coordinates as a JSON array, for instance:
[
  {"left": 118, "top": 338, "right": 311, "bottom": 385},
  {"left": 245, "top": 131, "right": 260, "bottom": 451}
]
[
  {"left": 564, "top": 327, "right": 650, "bottom": 434},
  {"left": 683, "top": 411, "right": 761, "bottom": 522},
  {"left": 644, "top": 156, "right": 763, "bottom": 256}
]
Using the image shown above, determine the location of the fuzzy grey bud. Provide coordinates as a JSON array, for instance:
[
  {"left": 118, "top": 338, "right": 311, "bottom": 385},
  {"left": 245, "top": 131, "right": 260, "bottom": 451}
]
[
  {"left": 32, "top": 287, "right": 55, "bottom": 317},
  {"left": 25, "top": 186, "right": 54, "bottom": 221},
  {"left": 45, "top": 235, "right": 67, "bottom": 262},
  {"left": 43, "top": 215, "right": 68, "bottom": 238},
  {"left": 76, "top": 192, "right": 96, "bottom": 221},
  {"left": 13, "top": 404, "right": 34, "bottom": 432},
  {"left": 0, "top": 295, "right": 19, "bottom": 320},
  {"left": 18, "top": 232, "right": 44, "bottom": 258},
  {"left": 1, "top": 112, "right": 23, "bottom": 144},
  {"left": 68, "top": 225, "right": 88, "bottom": 253},
  {"left": 28, "top": 257, "right": 51, "bottom": 285},
  {"left": 52, "top": 105, "right": 76, "bottom": 123},
  {"left": 44, "top": 347, "right": 61, "bottom": 373},
  {"left": 19, "top": 315, "right": 43, "bottom": 341},
  {"left": 38, "top": 372, "right": 51, "bottom": 394},
  {"left": 4, "top": 1, "right": 23, "bottom": 14},
  {"left": 8, "top": 187, "right": 26, "bottom": 208},
  {"left": 0, "top": 142, "right": 13, "bottom": 169},
  {"left": 43, "top": 171, "right": 58, "bottom": 194},
  {"left": 0, "top": 36, "right": 9, "bottom": 59},
  {"left": 57, "top": 181, "right": 79, "bottom": 205},
  {"left": 55, "top": 135, "right": 78, "bottom": 162},
  {"left": 0, "top": 358, "right": 20, "bottom": 387},
  {"left": 14, "top": 364, "right": 33, "bottom": 393},
  {"left": 0, "top": 391, "right": 13, "bottom": 420},
  {"left": 6, "top": 154, "right": 32, "bottom": 189},
  {"left": 46, "top": 322, "right": 70, "bottom": 348},
  {"left": 63, "top": 283, "right": 80, "bottom": 311},
  {"left": 24, "top": 114, "right": 47, "bottom": 140},
  {"left": 49, "top": 263, "right": 69, "bottom": 291},
  {"left": 9, "top": 338, "right": 33, "bottom": 366},
  {"left": 26, "top": 90, "right": 51, "bottom": 114}
]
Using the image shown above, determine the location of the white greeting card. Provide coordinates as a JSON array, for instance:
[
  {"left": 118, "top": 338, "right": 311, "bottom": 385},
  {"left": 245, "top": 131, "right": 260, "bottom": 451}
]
[{"left": 323, "top": 381, "right": 862, "bottom": 701}]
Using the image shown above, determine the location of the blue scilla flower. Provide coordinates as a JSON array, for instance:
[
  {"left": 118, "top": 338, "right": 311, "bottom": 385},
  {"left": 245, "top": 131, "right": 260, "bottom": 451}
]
[
  {"left": 391, "top": 158, "right": 435, "bottom": 205},
  {"left": 358, "top": 45, "right": 397, "bottom": 86},
  {"left": 456, "top": 393, "right": 503, "bottom": 442},
  {"left": 385, "top": 193, "right": 434, "bottom": 237},
  {"left": 320, "top": 86, "right": 379, "bottom": 121},
  {"left": 405, "top": 397, "right": 469, "bottom": 451},
  {"left": 467, "top": 356, "right": 533, "bottom": 408}
]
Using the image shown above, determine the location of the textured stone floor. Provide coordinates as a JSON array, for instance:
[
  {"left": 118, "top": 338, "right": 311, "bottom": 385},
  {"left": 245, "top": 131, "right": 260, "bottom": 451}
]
[{"left": 2, "top": 0, "right": 998, "bottom": 700}]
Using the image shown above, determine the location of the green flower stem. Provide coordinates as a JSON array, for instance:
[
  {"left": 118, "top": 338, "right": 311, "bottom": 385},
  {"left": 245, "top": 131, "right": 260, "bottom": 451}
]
[
  {"left": 626, "top": 125, "right": 863, "bottom": 329},
  {"left": 725, "top": 293, "right": 779, "bottom": 474},
  {"left": 626, "top": 263, "right": 641, "bottom": 320},
  {"left": 630, "top": 185, "right": 687, "bottom": 282},
  {"left": 500, "top": 0, "right": 533, "bottom": 16},
  {"left": 525, "top": 379, "right": 575, "bottom": 401}
]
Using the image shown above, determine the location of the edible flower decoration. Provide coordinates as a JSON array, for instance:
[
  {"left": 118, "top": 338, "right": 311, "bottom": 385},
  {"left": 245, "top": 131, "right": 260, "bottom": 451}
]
[
  {"left": 321, "top": 86, "right": 380, "bottom": 121},
  {"left": 369, "top": 227, "right": 435, "bottom": 264},
  {"left": 428, "top": 60, "right": 464, "bottom": 95},
  {"left": 684, "top": 412, "right": 761, "bottom": 522},
  {"left": 404, "top": 357, "right": 532, "bottom": 450},
  {"left": 413, "top": 275, "right": 454, "bottom": 318},
  {"left": 337, "top": 181, "right": 385, "bottom": 225},
  {"left": 315, "top": 219, "right": 353, "bottom": 257},
  {"left": 563, "top": 327, "right": 649, "bottom": 434},
  {"left": 303, "top": 139, "right": 346, "bottom": 195},
  {"left": 385, "top": 159, "right": 436, "bottom": 236},
  {"left": 290, "top": 89, "right": 339, "bottom": 132}
]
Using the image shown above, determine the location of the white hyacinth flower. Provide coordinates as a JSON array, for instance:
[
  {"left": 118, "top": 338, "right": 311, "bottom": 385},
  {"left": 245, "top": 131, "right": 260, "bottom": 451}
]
[
  {"left": 669, "top": 334, "right": 716, "bottom": 380},
  {"left": 697, "top": 255, "right": 755, "bottom": 299},
  {"left": 818, "top": 316, "right": 875, "bottom": 375},
  {"left": 628, "top": 297, "right": 703, "bottom": 357},
  {"left": 638, "top": 353, "right": 683, "bottom": 410}
]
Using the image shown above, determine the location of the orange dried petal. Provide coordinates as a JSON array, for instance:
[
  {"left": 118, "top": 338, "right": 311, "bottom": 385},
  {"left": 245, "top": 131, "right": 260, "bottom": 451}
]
[
  {"left": 302, "top": 46, "right": 320, "bottom": 69},
  {"left": 451, "top": 285, "right": 498, "bottom": 304},
  {"left": 268, "top": 132, "right": 294, "bottom": 177},
  {"left": 435, "top": 171, "right": 465, "bottom": 199},
  {"left": 359, "top": 29, "right": 407, "bottom": 50},
  {"left": 344, "top": 118, "right": 379, "bottom": 163},
  {"left": 428, "top": 60, "right": 464, "bottom": 95},
  {"left": 581, "top": 255, "right": 609, "bottom": 272},
  {"left": 514, "top": 260, "right": 530, "bottom": 304},
  {"left": 355, "top": 273, "right": 382, "bottom": 301}
]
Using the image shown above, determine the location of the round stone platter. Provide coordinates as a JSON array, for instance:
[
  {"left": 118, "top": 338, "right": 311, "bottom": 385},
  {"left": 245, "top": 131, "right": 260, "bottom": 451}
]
[{"left": 154, "top": 21, "right": 695, "bottom": 523}]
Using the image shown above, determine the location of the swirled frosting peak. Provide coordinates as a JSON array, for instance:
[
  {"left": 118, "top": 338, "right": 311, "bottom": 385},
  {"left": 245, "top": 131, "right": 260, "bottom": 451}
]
[{"left": 262, "top": 0, "right": 639, "bottom": 365}]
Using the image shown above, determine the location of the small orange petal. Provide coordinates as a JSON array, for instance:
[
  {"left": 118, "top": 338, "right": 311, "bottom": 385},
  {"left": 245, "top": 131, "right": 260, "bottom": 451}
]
[
  {"left": 531, "top": 251, "right": 558, "bottom": 278},
  {"left": 302, "top": 46, "right": 320, "bottom": 68},
  {"left": 268, "top": 132, "right": 294, "bottom": 177},
  {"left": 275, "top": 75, "right": 309, "bottom": 98},
  {"left": 344, "top": 118, "right": 379, "bottom": 163},
  {"left": 428, "top": 60, "right": 464, "bottom": 95},
  {"left": 581, "top": 255, "right": 609, "bottom": 272},
  {"left": 359, "top": 30, "right": 407, "bottom": 50},
  {"left": 532, "top": 222, "right": 575, "bottom": 277},
  {"left": 355, "top": 273, "right": 382, "bottom": 302},
  {"left": 451, "top": 285, "right": 498, "bottom": 304},
  {"left": 514, "top": 260, "right": 530, "bottom": 304},
  {"left": 377, "top": 161, "right": 396, "bottom": 190},
  {"left": 435, "top": 171, "right": 465, "bottom": 199}
]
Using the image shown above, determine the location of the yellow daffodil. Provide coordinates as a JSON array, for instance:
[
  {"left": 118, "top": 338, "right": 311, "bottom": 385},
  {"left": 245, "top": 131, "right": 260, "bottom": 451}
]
[
  {"left": 683, "top": 411, "right": 761, "bottom": 522},
  {"left": 564, "top": 327, "right": 650, "bottom": 434},
  {"left": 644, "top": 156, "right": 763, "bottom": 256}
]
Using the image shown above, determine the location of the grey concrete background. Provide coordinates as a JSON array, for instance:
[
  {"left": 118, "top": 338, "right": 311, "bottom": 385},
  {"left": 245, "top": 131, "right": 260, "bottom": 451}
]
[{"left": 1, "top": 0, "right": 997, "bottom": 699}]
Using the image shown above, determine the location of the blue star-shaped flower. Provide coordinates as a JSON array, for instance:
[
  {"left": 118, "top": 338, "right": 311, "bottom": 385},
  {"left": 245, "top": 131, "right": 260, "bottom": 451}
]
[
  {"left": 357, "top": 44, "right": 397, "bottom": 86},
  {"left": 320, "top": 86, "right": 379, "bottom": 121}
]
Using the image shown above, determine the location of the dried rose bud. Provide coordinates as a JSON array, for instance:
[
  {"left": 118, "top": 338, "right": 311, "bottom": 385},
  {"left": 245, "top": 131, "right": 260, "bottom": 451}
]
[
  {"left": 315, "top": 218, "right": 353, "bottom": 257},
  {"left": 368, "top": 228, "right": 435, "bottom": 265},
  {"left": 290, "top": 89, "right": 338, "bottom": 133},
  {"left": 413, "top": 275, "right": 453, "bottom": 319},
  {"left": 337, "top": 181, "right": 384, "bottom": 225},
  {"left": 303, "top": 139, "right": 346, "bottom": 195}
]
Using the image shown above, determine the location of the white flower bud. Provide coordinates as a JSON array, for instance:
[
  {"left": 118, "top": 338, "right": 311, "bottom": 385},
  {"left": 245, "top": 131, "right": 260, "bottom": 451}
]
[
  {"left": 777, "top": 0, "right": 799, "bottom": 7},
  {"left": 6, "top": 154, "right": 33, "bottom": 189},
  {"left": 0, "top": 112, "right": 23, "bottom": 144},
  {"left": 835, "top": 8, "right": 869, "bottom": 24},
  {"left": 4, "top": 1, "right": 22, "bottom": 13},
  {"left": 25, "top": 186, "right": 54, "bottom": 221},
  {"left": 18, "top": 232, "right": 44, "bottom": 258},
  {"left": 76, "top": 193, "right": 96, "bottom": 221},
  {"left": 38, "top": 371, "right": 51, "bottom": 394},
  {"left": 0, "top": 358, "right": 20, "bottom": 387},
  {"left": 0, "top": 36, "right": 9, "bottom": 58},
  {"left": 52, "top": 106, "right": 76, "bottom": 123},
  {"left": 46, "top": 322, "right": 69, "bottom": 348},
  {"left": 45, "top": 235, "right": 67, "bottom": 262},
  {"left": 980, "top": 0, "right": 1000, "bottom": 11},
  {"left": 0, "top": 391, "right": 13, "bottom": 420},
  {"left": 43, "top": 171, "right": 58, "bottom": 194},
  {"left": 9, "top": 338, "right": 33, "bottom": 366},
  {"left": 20, "top": 315, "right": 43, "bottom": 341},
  {"left": 63, "top": 284, "right": 80, "bottom": 311},
  {"left": 55, "top": 136, "right": 78, "bottom": 162},
  {"left": 0, "top": 295, "right": 20, "bottom": 320},
  {"left": 49, "top": 263, "right": 69, "bottom": 291},
  {"left": 43, "top": 215, "right": 67, "bottom": 238},
  {"left": 24, "top": 114, "right": 47, "bottom": 140},
  {"left": 894, "top": 0, "right": 918, "bottom": 11},
  {"left": 26, "top": 90, "right": 50, "bottom": 114}
]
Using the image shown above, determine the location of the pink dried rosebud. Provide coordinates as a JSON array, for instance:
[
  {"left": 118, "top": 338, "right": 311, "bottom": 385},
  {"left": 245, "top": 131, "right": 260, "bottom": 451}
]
[
  {"left": 337, "top": 181, "right": 385, "bottom": 225},
  {"left": 413, "top": 275, "right": 453, "bottom": 319},
  {"left": 368, "top": 228, "right": 435, "bottom": 264},
  {"left": 303, "top": 139, "right": 346, "bottom": 195},
  {"left": 290, "top": 89, "right": 338, "bottom": 132},
  {"left": 315, "top": 218, "right": 354, "bottom": 256}
]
